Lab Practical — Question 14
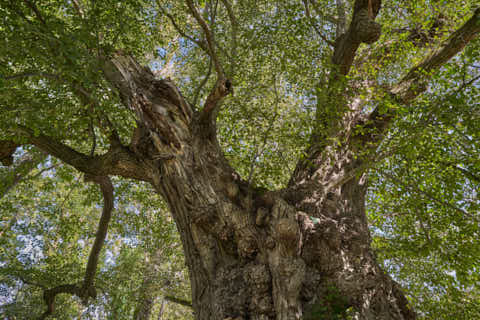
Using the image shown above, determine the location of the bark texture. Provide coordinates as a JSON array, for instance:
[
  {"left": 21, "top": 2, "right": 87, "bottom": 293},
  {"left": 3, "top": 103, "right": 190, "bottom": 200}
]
[
  {"left": 100, "top": 52, "right": 417, "bottom": 320},
  {"left": 4, "top": 4, "right": 478, "bottom": 320}
]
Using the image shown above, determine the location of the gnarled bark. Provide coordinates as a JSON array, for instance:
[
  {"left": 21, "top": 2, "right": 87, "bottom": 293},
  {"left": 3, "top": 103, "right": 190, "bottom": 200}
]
[
  {"left": 100, "top": 51, "right": 417, "bottom": 320},
  {"left": 4, "top": 3, "right": 478, "bottom": 319}
]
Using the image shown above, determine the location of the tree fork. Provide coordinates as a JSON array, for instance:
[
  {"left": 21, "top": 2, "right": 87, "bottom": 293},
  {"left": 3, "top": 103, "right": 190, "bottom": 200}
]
[{"left": 100, "top": 51, "right": 416, "bottom": 319}]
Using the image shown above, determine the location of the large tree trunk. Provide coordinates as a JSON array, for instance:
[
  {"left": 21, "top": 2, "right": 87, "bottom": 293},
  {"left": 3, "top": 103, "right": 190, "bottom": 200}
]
[
  {"left": 1, "top": 2, "right": 477, "bottom": 319},
  {"left": 152, "top": 128, "right": 415, "bottom": 320},
  {"left": 103, "top": 53, "right": 416, "bottom": 320}
]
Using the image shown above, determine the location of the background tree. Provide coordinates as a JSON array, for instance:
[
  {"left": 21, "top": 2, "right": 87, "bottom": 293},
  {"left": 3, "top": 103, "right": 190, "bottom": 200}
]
[{"left": 0, "top": 0, "right": 479, "bottom": 319}]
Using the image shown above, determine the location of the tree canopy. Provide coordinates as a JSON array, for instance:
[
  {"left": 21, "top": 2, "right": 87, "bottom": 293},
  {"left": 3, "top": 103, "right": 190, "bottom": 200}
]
[{"left": 0, "top": 0, "right": 479, "bottom": 319}]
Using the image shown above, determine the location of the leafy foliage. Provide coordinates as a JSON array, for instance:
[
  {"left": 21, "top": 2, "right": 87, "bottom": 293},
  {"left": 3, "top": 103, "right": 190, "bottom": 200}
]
[{"left": 0, "top": 0, "right": 479, "bottom": 319}]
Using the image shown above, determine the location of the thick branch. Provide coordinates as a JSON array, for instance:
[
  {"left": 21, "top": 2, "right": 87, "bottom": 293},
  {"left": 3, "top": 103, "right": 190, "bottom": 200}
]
[
  {"left": 332, "top": 0, "right": 382, "bottom": 75},
  {"left": 39, "top": 284, "right": 82, "bottom": 319},
  {"left": 164, "top": 295, "right": 193, "bottom": 308},
  {"left": 392, "top": 8, "right": 480, "bottom": 103},
  {"left": 354, "top": 20, "right": 444, "bottom": 72},
  {"left": 82, "top": 175, "right": 114, "bottom": 288},
  {"left": 0, "top": 140, "right": 19, "bottom": 166},
  {"left": 4, "top": 127, "right": 149, "bottom": 182},
  {"left": 202, "top": 77, "right": 232, "bottom": 114},
  {"left": 306, "top": 0, "right": 382, "bottom": 145},
  {"left": 196, "top": 76, "right": 233, "bottom": 141},
  {"left": 102, "top": 51, "right": 195, "bottom": 158}
]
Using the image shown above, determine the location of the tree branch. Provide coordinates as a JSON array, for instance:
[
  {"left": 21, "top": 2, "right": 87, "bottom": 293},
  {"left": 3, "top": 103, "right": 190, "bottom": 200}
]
[
  {"left": 220, "top": 0, "right": 239, "bottom": 76},
  {"left": 335, "top": 0, "right": 347, "bottom": 37},
  {"left": 39, "top": 175, "right": 114, "bottom": 319},
  {"left": 157, "top": 3, "right": 208, "bottom": 52},
  {"left": 450, "top": 165, "right": 480, "bottom": 184},
  {"left": 308, "top": 0, "right": 341, "bottom": 26},
  {"left": 392, "top": 8, "right": 480, "bottom": 103},
  {"left": 2, "top": 71, "right": 120, "bottom": 142},
  {"left": 361, "top": 9, "right": 480, "bottom": 144},
  {"left": 417, "top": 155, "right": 480, "bottom": 184},
  {"left": 39, "top": 284, "right": 83, "bottom": 319},
  {"left": 185, "top": 0, "right": 232, "bottom": 124},
  {"left": 185, "top": 0, "right": 224, "bottom": 79},
  {"left": 3, "top": 127, "right": 149, "bottom": 182},
  {"left": 0, "top": 151, "right": 48, "bottom": 199},
  {"left": 302, "top": 0, "right": 335, "bottom": 46},
  {"left": 71, "top": 0, "right": 85, "bottom": 19},
  {"left": 164, "top": 295, "right": 193, "bottom": 308},
  {"left": 82, "top": 175, "right": 114, "bottom": 288},
  {"left": 22, "top": 0, "right": 46, "bottom": 25},
  {"left": 16, "top": 275, "right": 46, "bottom": 289},
  {"left": 192, "top": 57, "right": 213, "bottom": 107},
  {"left": 332, "top": 0, "right": 382, "bottom": 75},
  {"left": 0, "top": 140, "right": 19, "bottom": 166}
]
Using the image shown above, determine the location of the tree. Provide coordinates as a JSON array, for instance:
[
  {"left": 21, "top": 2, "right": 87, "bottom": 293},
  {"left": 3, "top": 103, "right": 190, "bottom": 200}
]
[{"left": 1, "top": 0, "right": 479, "bottom": 319}]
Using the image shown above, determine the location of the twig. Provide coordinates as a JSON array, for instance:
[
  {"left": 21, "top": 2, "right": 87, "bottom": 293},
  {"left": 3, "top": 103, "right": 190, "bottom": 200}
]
[
  {"left": 22, "top": 0, "right": 46, "bottom": 25},
  {"left": 193, "top": 57, "right": 213, "bottom": 107},
  {"left": 382, "top": 172, "right": 474, "bottom": 219},
  {"left": 220, "top": 0, "right": 238, "bottom": 75},
  {"left": 302, "top": 0, "right": 335, "bottom": 46},
  {"left": 185, "top": 0, "right": 224, "bottom": 79},
  {"left": 71, "top": 0, "right": 85, "bottom": 18},
  {"left": 157, "top": 3, "right": 208, "bottom": 53}
]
